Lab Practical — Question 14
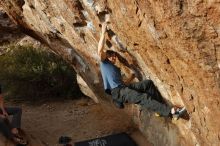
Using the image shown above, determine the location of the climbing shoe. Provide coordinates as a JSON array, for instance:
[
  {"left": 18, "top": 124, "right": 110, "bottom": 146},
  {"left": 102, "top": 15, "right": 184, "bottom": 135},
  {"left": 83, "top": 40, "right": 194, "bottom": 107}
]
[{"left": 172, "top": 107, "right": 187, "bottom": 120}]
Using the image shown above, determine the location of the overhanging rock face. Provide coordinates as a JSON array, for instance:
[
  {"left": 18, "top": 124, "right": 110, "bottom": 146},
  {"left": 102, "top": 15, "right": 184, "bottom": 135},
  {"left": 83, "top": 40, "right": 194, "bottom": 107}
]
[
  {"left": 0, "top": 8, "right": 24, "bottom": 54},
  {"left": 1, "top": 0, "right": 220, "bottom": 146}
]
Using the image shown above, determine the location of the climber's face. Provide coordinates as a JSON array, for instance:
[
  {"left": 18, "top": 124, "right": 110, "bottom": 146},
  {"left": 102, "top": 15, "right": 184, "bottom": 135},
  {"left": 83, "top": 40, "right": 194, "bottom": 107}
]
[{"left": 107, "top": 53, "right": 116, "bottom": 64}]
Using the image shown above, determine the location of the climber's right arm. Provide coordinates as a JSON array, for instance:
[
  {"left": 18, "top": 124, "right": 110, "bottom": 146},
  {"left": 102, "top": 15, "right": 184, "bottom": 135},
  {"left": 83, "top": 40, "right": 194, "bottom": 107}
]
[{"left": 98, "top": 22, "right": 107, "bottom": 61}]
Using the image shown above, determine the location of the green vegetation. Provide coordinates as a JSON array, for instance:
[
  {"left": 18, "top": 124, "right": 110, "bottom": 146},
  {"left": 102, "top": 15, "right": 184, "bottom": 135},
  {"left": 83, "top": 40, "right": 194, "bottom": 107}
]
[{"left": 0, "top": 45, "right": 82, "bottom": 100}]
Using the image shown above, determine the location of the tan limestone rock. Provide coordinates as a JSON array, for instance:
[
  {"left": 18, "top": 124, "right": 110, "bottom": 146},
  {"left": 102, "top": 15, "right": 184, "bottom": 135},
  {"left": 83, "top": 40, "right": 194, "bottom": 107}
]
[{"left": 0, "top": 0, "right": 220, "bottom": 146}]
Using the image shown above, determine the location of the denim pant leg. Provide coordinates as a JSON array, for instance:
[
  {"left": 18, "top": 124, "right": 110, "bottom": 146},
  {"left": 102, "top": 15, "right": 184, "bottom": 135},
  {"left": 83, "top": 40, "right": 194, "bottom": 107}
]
[
  {"left": 119, "top": 86, "right": 171, "bottom": 117},
  {"left": 0, "top": 118, "right": 13, "bottom": 139},
  {"left": 128, "top": 80, "right": 165, "bottom": 103},
  {"left": 5, "top": 107, "right": 22, "bottom": 129}
]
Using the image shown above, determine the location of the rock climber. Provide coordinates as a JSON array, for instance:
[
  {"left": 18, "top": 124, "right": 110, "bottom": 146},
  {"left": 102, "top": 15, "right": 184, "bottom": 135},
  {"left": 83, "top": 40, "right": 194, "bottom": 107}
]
[{"left": 98, "top": 21, "right": 186, "bottom": 120}]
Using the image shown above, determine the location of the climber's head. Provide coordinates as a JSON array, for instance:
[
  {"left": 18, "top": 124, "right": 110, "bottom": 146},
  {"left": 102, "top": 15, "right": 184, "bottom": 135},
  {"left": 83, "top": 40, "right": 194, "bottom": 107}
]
[{"left": 106, "top": 50, "right": 117, "bottom": 64}]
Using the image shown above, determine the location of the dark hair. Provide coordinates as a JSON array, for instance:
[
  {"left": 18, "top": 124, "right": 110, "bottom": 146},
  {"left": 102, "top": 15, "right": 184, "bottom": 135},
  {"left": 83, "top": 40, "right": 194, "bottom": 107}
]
[
  {"left": 106, "top": 50, "right": 129, "bottom": 66},
  {"left": 106, "top": 50, "right": 116, "bottom": 57}
]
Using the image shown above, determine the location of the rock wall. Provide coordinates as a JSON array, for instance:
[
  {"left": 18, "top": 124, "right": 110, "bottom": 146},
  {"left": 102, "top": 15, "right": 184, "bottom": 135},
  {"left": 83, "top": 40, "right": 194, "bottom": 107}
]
[
  {"left": 0, "top": 8, "right": 24, "bottom": 54},
  {"left": 0, "top": 0, "right": 220, "bottom": 146}
]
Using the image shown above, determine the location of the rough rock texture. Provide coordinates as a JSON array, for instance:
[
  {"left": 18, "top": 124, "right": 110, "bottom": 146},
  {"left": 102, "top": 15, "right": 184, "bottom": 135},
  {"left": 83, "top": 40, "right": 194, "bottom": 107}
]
[
  {"left": 77, "top": 74, "right": 99, "bottom": 103},
  {"left": 0, "top": 8, "right": 23, "bottom": 43},
  {"left": 0, "top": 0, "right": 220, "bottom": 146},
  {"left": 0, "top": 8, "right": 24, "bottom": 54}
]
